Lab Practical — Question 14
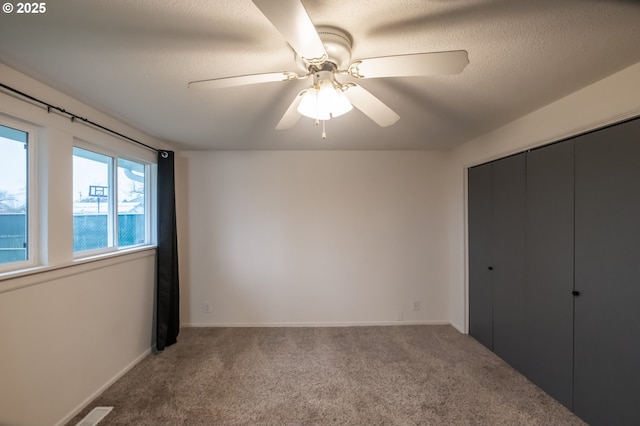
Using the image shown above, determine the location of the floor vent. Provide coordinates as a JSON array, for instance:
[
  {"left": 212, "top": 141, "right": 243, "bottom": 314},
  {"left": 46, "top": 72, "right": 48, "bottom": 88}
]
[{"left": 75, "top": 407, "right": 114, "bottom": 426}]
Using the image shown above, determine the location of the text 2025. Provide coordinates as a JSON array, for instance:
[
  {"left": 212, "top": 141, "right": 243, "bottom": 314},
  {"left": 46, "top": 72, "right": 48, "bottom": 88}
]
[{"left": 17, "top": 2, "right": 46, "bottom": 13}]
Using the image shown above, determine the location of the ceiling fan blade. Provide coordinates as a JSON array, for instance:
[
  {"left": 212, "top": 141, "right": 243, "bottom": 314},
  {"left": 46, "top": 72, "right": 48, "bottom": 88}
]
[
  {"left": 344, "top": 84, "right": 400, "bottom": 127},
  {"left": 349, "top": 50, "right": 469, "bottom": 79},
  {"left": 188, "top": 72, "right": 299, "bottom": 90},
  {"left": 276, "top": 91, "right": 304, "bottom": 129},
  {"left": 253, "top": 0, "right": 327, "bottom": 62}
]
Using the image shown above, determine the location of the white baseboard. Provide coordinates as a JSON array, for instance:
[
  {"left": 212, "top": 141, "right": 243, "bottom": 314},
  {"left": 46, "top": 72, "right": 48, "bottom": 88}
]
[
  {"left": 56, "top": 346, "right": 152, "bottom": 426},
  {"left": 449, "top": 321, "right": 467, "bottom": 334},
  {"left": 182, "top": 320, "right": 451, "bottom": 328}
]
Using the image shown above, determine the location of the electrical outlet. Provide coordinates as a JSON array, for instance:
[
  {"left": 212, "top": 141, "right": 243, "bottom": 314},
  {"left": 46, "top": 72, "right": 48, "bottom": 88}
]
[
  {"left": 397, "top": 311, "right": 404, "bottom": 321},
  {"left": 203, "top": 302, "right": 211, "bottom": 314},
  {"left": 413, "top": 301, "right": 421, "bottom": 311}
]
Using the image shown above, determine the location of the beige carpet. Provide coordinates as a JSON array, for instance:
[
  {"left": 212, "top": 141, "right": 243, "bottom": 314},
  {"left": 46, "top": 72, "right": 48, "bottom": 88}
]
[{"left": 69, "top": 325, "right": 585, "bottom": 425}]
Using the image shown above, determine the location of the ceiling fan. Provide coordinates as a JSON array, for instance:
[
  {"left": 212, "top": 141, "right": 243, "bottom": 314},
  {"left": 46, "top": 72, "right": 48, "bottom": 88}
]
[{"left": 188, "top": 0, "right": 469, "bottom": 138}]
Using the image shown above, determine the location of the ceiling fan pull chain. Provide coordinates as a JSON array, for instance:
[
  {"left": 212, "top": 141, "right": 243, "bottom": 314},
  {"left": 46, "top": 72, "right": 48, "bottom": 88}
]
[{"left": 322, "top": 120, "right": 327, "bottom": 139}]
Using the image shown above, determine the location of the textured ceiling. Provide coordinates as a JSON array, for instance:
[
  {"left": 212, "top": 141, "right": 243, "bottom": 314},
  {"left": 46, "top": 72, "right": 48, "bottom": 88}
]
[{"left": 1, "top": 0, "right": 639, "bottom": 150}]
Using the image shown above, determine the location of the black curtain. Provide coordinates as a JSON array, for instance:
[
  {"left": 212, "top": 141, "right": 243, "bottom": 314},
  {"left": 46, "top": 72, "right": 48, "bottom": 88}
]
[{"left": 156, "top": 150, "right": 180, "bottom": 351}]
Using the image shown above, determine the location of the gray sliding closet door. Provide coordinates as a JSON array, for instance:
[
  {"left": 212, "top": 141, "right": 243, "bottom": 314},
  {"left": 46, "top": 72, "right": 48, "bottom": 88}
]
[
  {"left": 491, "top": 153, "right": 526, "bottom": 372},
  {"left": 468, "top": 162, "right": 493, "bottom": 350},
  {"left": 525, "top": 141, "right": 574, "bottom": 410},
  {"left": 574, "top": 119, "right": 640, "bottom": 426}
]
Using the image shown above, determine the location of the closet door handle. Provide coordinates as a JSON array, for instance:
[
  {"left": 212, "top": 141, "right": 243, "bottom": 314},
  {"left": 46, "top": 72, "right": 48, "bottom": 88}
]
[{"left": 572, "top": 290, "right": 580, "bottom": 296}]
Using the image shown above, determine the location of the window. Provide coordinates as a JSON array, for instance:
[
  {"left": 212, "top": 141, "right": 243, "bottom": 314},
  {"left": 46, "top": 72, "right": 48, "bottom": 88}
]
[
  {"left": 0, "top": 123, "right": 31, "bottom": 269},
  {"left": 0, "top": 108, "right": 155, "bottom": 278},
  {"left": 73, "top": 146, "right": 149, "bottom": 255},
  {"left": 73, "top": 147, "right": 113, "bottom": 252},
  {"left": 117, "top": 158, "right": 147, "bottom": 247}
]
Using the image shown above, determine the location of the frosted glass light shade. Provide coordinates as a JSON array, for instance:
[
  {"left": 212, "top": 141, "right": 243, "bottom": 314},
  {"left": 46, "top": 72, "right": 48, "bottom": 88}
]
[
  {"left": 331, "top": 88, "right": 353, "bottom": 118},
  {"left": 297, "top": 80, "right": 352, "bottom": 120},
  {"left": 298, "top": 87, "right": 328, "bottom": 120}
]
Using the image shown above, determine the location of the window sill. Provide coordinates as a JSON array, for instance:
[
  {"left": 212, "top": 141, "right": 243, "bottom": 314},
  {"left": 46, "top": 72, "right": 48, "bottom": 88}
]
[{"left": 0, "top": 245, "right": 157, "bottom": 294}]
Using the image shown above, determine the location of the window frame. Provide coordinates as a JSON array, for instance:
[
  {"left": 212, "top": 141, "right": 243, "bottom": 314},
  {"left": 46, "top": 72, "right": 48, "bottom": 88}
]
[
  {"left": 0, "top": 117, "right": 38, "bottom": 273},
  {"left": 72, "top": 140, "right": 152, "bottom": 259},
  {"left": 117, "top": 156, "right": 150, "bottom": 249},
  {"left": 72, "top": 145, "right": 115, "bottom": 256}
]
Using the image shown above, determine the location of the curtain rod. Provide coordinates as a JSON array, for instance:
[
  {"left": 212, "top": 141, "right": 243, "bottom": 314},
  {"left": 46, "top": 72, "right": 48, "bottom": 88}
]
[{"left": 0, "top": 82, "right": 160, "bottom": 153}]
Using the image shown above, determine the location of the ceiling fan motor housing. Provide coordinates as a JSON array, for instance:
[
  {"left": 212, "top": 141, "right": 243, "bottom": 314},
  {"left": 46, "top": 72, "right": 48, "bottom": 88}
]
[{"left": 296, "top": 26, "right": 352, "bottom": 71}]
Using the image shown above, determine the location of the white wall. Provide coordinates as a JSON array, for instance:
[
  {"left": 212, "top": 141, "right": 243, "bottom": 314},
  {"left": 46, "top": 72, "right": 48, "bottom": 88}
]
[
  {"left": 446, "top": 62, "right": 640, "bottom": 331},
  {"left": 0, "top": 64, "right": 166, "bottom": 426},
  {"left": 179, "top": 150, "right": 452, "bottom": 326},
  {"left": 0, "top": 253, "right": 156, "bottom": 426}
]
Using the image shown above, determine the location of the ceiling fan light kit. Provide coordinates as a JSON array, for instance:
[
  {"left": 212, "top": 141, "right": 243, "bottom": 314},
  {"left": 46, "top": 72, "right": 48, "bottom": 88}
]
[
  {"left": 297, "top": 62, "right": 353, "bottom": 120},
  {"left": 188, "top": 0, "right": 469, "bottom": 139},
  {"left": 297, "top": 80, "right": 353, "bottom": 121}
]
